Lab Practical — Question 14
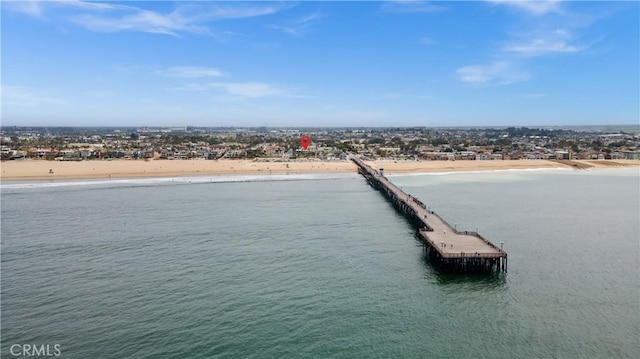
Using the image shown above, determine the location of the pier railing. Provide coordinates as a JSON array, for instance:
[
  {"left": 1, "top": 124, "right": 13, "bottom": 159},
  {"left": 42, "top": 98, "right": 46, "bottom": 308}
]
[
  {"left": 424, "top": 211, "right": 506, "bottom": 255},
  {"left": 441, "top": 252, "right": 505, "bottom": 259},
  {"left": 351, "top": 155, "right": 508, "bottom": 272}
]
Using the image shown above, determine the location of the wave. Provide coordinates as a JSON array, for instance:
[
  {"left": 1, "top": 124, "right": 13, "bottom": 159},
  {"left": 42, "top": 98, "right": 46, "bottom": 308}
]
[
  {"left": 385, "top": 167, "right": 573, "bottom": 177},
  {"left": 0, "top": 173, "right": 360, "bottom": 190}
]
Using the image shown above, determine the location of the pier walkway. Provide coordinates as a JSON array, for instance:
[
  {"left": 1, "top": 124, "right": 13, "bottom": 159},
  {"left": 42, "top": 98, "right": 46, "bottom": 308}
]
[{"left": 351, "top": 156, "right": 507, "bottom": 273}]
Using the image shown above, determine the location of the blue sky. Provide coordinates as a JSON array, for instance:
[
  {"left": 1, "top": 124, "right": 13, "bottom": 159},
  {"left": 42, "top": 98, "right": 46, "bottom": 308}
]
[{"left": 2, "top": 0, "right": 638, "bottom": 127}]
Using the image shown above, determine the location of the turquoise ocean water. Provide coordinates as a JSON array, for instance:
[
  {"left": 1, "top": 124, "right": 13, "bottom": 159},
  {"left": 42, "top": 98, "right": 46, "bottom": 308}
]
[{"left": 1, "top": 168, "right": 638, "bottom": 358}]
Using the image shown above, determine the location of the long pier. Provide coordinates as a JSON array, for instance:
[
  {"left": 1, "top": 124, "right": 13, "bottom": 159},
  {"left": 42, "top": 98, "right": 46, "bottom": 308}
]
[{"left": 351, "top": 156, "right": 507, "bottom": 273}]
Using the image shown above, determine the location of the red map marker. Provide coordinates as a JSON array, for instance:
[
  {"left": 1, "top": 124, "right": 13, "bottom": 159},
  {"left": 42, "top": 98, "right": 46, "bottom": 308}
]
[{"left": 300, "top": 135, "right": 311, "bottom": 150}]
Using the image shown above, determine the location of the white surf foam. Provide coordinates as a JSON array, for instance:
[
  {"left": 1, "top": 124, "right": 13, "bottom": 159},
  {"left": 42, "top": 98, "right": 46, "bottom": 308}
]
[
  {"left": 1, "top": 172, "right": 360, "bottom": 190},
  {"left": 385, "top": 167, "right": 573, "bottom": 178}
]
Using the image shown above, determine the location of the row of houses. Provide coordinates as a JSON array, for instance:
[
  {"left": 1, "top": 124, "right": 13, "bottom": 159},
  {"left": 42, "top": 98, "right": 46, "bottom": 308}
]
[
  {"left": 380, "top": 149, "right": 640, "bottom": 161},
  {"left": 2, "top": 139, "right": 347, "bottom": 161},
  {"left": 3, "top": 134, "right": 639, "bottom": 161}
]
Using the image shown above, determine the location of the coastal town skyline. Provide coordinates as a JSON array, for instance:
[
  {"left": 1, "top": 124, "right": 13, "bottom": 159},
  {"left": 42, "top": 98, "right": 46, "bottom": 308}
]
[
  {"left": 2, "top": 1, "right": 639, "bottom": 127},
  {"left": 3, "top": 124, "right": 639, "bottom": 162}
]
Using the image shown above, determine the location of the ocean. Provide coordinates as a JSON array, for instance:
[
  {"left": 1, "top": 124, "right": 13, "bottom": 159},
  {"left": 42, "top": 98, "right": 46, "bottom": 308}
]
[{"left": 1, "top": 168, "right": 638, "bottom": 358}]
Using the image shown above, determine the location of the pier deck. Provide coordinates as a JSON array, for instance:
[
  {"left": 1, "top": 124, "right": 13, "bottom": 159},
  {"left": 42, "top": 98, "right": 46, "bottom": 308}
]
[{"left": 351, "top": 156, "right": 507, "bottom": 272}]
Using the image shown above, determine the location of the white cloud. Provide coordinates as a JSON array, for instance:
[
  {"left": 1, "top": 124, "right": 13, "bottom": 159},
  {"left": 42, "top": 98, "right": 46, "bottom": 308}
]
[
  {"left": 211, "top": 82, "right": 285, "bottom": 98},
  {"left": 5, "top": 1, "right": 134, "bottom": 17},
  {"left": 266, "top": 24, "right": 300, "bottom": 36},
  {"left": 456, "top": 62, "right": 530, "bottom": 85},
  {"left": 459, "top": 4, "right": 599, "bottom": 86},
  {"left": 505, "top": 38, "right": 587, "bottom": 56},
  {"left": 158, "top": 66, "right": 225, "bottom": 78},
  {"left": 487, "top": 0, "right": 563, "bottom": 16},
  {"left": 177, "top": 82, "right": 286, "bottom": 98},
  {"left": 71, "top": 10, "right": 188, "bottom": 36},
  {"left": 6, "top": 1, "right": 294, "bottom": 36},
  {"left": 3, "top": 1, "right": 45, "bottom": 17},
  {"left": 191, "top": 3, "right": 293, "bottom": 21},
  {"left": 504, "top": 29, "right": 589, "bottom": 57},
  {"left": 3, "top": 0, "right": 126, "bottom": 17}
]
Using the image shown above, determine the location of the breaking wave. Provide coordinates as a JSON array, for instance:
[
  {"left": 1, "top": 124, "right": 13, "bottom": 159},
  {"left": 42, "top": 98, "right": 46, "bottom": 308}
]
[{"left": 0, "top": 172, "right": 360, "bottom": 190}]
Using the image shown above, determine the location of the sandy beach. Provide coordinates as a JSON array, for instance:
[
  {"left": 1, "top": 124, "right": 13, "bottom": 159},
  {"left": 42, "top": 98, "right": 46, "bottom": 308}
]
[{"left": 1, "top": 158, "right": 638, "bottom": 181}]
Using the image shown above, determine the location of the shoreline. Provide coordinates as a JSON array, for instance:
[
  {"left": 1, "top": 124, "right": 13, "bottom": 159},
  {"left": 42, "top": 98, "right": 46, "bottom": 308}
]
[{"left": 1, "top": 159, "right": 638, "bottom": 181}]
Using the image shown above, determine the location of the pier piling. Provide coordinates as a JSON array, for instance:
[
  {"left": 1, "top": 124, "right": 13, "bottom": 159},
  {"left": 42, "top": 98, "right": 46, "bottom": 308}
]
[{"left": 351, "top": 156, "right": 507, "bottom": 273}]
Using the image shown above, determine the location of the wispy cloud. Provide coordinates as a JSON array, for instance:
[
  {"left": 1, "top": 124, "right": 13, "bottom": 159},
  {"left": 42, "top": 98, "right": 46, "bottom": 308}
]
[
  {"left": 177, "top": 82, "right": 286, "bottom": 98},
  {"left": 267, "top": 11, "right": 325, "bottom": 36},
  {"left": 5, "top": 1, "right": 294, "bottom": 36},
  {"left": 212, "top": 82, "right": 285, "bottom": 98},
  {"left": 382, "top": 1, "right": 446, "bottom": 14},
  {"left": 157, "top": 66, "right": 226, "bottom": 78},
  {"left": 161, "top": 63, "right": 291, "bottom": 98},
  {"left": 266, "top": 24, "right": 300, "bottom": 36},
  {"left": 4, "top": 1, "right": 136, "bottom": 18},
  {"left": 5, "top": 1, "right": 90, "bottom": 12},
  {"left": 71, "top": 11, "right": 189, "bottom": 36},
  {"left": 505, "top": 38, "right": 587, "bottom": 56},
  {"left": 2, "top": 86, "right": 68, "bottom": 107},
  {"left": 456, "top": 2, "right": 602, "bottom": 85},
  {"left": 297, "top": 12, "right": 324, "bottom": 24},
  {"left": 456, "top": 62, "right": 530, "bottom": 86},
  {"left": 3, "top": 1, "right": 46, "bottom": 18},
  {"left": 487, "top": 0, "right": 563, "bottom": 16},
  {"left": 504, "top": 29, "right": 590, "bottom": 57}
]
